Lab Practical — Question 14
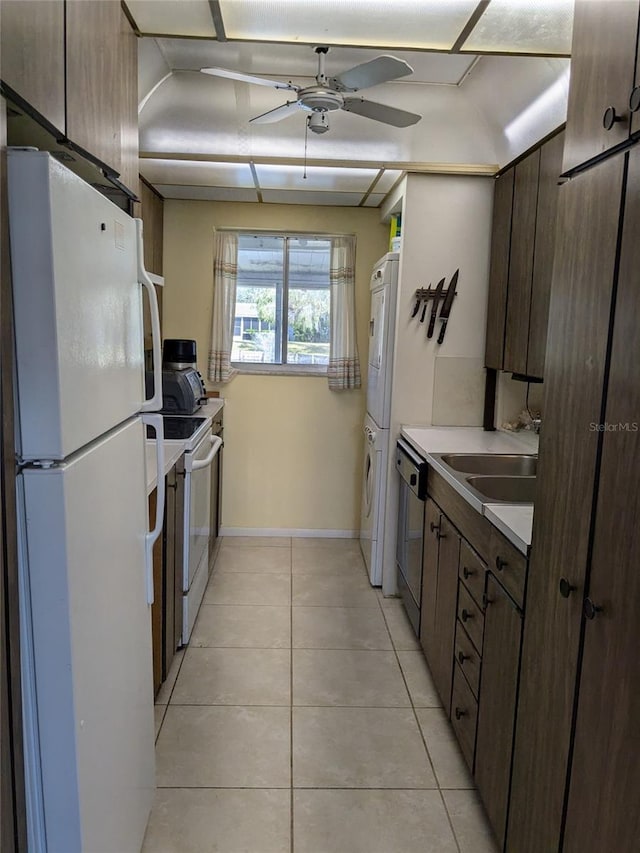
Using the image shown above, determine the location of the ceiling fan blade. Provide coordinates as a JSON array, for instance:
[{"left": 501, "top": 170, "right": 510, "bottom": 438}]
[
  {"left": 342, "top": 98, "right": 421, "bottom": 128},
  {"left": 331, "top": 55, "right": 414, "bottom": 92},
  {"left": 249, "top": 101, "right": 303, "bottom": 124},
  {"left": 200, "top": 67, "right": 298, "bottom": 92}
]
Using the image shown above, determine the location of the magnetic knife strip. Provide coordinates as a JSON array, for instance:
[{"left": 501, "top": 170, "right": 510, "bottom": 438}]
[{"left": 411, "top": 269, "right": 459, "bottom": 344}]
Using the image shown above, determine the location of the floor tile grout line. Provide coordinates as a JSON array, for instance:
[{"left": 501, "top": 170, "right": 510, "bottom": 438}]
[
  {"left": 377, "top": 597, "right": 463, "bottom": 853},
  {"left": 378, "top": 600, "right": 464, "bottom": 853}
]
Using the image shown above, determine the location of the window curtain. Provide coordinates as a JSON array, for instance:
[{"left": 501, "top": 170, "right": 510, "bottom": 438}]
[
  {"left": 328, "top": 235, "right": 361, "bottom": 391},
  {"left": 208, "top": 231, "right": 238, "bottom": 384}
]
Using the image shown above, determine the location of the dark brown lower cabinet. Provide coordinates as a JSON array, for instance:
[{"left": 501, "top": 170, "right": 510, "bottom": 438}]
[
  {"left": 561, "top": 145, "right": 640, "bottom": 853},
  {"left": 431, "top": 516, "right": 460, "bottom": 711},
  {"left": 420, "top": 504, "right": 460, "bottom": 712},
  {"left": 420, "top": 498, "right": 441, "bottom": 664},
  {"left": 475, "top": 574, "right": 522, "bottom": 850}
]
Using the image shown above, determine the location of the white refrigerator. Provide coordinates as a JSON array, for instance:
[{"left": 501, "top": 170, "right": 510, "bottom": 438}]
[
  {"left": 8, "top": 149, "right": 164, "bottom": 853},
  {"left": 359, "top": 252, "right": 399, "bottom": 585}
]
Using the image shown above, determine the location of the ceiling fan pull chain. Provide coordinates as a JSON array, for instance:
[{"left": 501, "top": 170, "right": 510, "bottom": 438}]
[{"left": 303, "top": 116, "right": 309, "bottom": 180}]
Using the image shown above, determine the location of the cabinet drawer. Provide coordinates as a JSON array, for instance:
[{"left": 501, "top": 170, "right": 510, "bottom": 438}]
[
  {"left": 454, "top": 619, "right": 481, "bottom": 699},
  {"left": 451, "top": 663, "right": 478, "bottom": 772},
  {"left": 459, "top": 540, "right": 486, "bottom": 608},
  {"left": 458, "top": 583, "right": 484, "bottom": 654},
  {"left": 489, "top": 527, "right": 527, "bottom": 608}
]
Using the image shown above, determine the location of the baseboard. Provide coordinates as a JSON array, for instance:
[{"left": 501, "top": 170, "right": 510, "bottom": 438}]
[{"left": 219, "top": 527, "right": 359, "bottom": 539}]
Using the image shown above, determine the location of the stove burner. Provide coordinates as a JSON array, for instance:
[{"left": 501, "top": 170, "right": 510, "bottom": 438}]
[{"left": 146, "top": 416, "right": 206, "bottom": 440}]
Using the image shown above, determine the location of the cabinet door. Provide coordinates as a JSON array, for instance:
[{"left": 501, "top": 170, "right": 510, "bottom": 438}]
[
  {"left": 485, "top": 169, "right": 514, "bottom": 370},
  {"left": 503, "top": 149, "right": 540, "bottom": 376},
  {"left": 66, "top": 0, "right": 122, "bottom": 173},
  {"left": 507, "top": 154, "right": 626, "bottom": 853},
  {"left": 561, "top": 146, "right": 640, "bottom": 853},
  {"left": 526, "top": 131, "right": 565, "bottom": 379},
  {"left": 419, "top": 498, "right": 441, "bottom": 665},
  {"left": 431, "top": 516, "right": 460, "bottom": 711},
  {"left": 141, "top": 179, "right": 164, "bottom": 275},
  {"left": 563, "top": 0, "right": 640, "bottom": 173},
  {"left": 118, "top": 7, "right": 139, "bottom": 197},
  {"left": 475, "top": 574, "right": 522, "bottom": 850},
  {"left": 0, "top": 0, "right": 65, "bottom": 131}
]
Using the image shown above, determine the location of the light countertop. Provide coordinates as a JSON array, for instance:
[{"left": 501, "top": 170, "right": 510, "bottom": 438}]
[
  {"left": 145, "top": 398, "right": 224, "bottom": 495},
  {"left": 400, "top": 426, "right": 538, "bottom": 555},
  {"left": 484, "top": 504, "right": 534, "bottom": 556}
]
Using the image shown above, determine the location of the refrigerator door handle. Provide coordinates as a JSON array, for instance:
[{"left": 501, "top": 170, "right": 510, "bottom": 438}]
[
  {"left": 191, "top": 435, "right": 223, "bottom": 471},
  {"left": 136, "top": 219, "right": 163, "bottom": 413},
  {"left": 143, "top": 413, "right": 165, "bottom": 604}
]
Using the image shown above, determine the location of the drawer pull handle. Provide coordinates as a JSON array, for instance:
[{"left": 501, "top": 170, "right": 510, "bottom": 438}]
[
  {"left": 495, "top": 556, "right": 508, "bottom": 572},
  {"left": 630, "top": 86, "right": 640, "bottom": 113},
  {"left": 461, "top": 608, "right": 473, "bottom": 623},
  {"left": 454, "top": 707, "right": 467, "bottom": 721},
  {"left": 583, "top": 597, "right": 603, "bottom": 620},
  {"left": 462, "top": 566, "right": 475, "bottom": 580},
  {"left": 559, "top": 577, "right": 576, "bottom": 598},
  {"left": 458, "top": 650, "right": 469, "bottom": 665},
  {"left": 603, "top": 105, "right": 625, "bottom": 130},
  {"left": 430, "top": 521, "right": 445, "bottom": 540}
]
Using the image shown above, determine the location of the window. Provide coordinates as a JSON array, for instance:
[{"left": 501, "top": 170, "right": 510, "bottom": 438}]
[{"left": 231, "top": 234, "right": 331, "bottom": 369}]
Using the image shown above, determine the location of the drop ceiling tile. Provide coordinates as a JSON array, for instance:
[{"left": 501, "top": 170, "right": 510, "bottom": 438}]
[
  {"left": 462, "top": 0, "right": 574, "bottom": 55},
  {"left": 374, "top": 170, "right": 404, "bottom": 192},
  {"left": 261, "top": 189, "right": 365, "bottom": 206},
  {"left": 363, "top": 193, "right": 386, "bottom": 207},
  {"left": 254, "top": 164, "right": 378, "bottom": 192},
  {"left": 126, "top": 1, "right": 217, "bottom": 37},
  {"left": 140, "top": 159, "right": 255, "bottom": 188},
  {"left": 156, "top": 185, "right": 259, "bottom": 202},
  {"left": 220, "top": 0, "right": 481, "bottom": 50}
]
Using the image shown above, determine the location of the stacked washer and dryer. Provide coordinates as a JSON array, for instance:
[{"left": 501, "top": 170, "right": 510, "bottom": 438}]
[{"left": 359, "top": 252, "right": 399, "bottom": 586}]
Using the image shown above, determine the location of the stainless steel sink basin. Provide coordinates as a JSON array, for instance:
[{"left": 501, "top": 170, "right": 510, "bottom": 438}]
[
  {"left": 441, "top": 453, "right": 537, "bottom": 476},
  {"left": 465, "top": 475, "right": 536, "bottom": 503}
]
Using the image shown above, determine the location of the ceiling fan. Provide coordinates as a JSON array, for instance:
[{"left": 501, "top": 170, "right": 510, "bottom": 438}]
[{"left": 201, "top": 46, "right": 422, "bottom": 134}]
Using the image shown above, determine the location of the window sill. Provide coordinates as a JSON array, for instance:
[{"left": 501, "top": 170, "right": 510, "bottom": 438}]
[{"left": 231, "top": 363, "right": 328, "bottom": 378}]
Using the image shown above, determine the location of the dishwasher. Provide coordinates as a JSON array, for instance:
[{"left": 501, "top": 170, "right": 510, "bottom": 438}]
[{"left": 395, "top": 439, "right": 428, "bottom": 636}]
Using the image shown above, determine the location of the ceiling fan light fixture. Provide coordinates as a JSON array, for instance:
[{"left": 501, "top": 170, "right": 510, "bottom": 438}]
[{"left": 308, "top": 112, "right": 330, "bottom": 134}]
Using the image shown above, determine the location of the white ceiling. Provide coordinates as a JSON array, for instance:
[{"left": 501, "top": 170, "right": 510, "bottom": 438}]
[{"left": 128, "top": 0, "right": 574, "bottom": 207}]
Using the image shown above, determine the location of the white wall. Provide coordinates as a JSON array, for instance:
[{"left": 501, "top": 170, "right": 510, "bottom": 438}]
[
  {"left": 381, "top": 172, "right": 495, "bottom": 593},
  {"left": 162, "top": 199, "right": 388, "bottom": 534}
]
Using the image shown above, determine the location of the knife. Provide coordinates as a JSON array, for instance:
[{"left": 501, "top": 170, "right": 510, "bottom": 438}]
[
  {"left": 427, "top": 277, "right": 446, "bottom": 338},
  {"left": 437, "top": 269, "right": 459, "bottom": 344},
  {"left": 411, "top": 293, "right": 422, "bottom": 318},
  {"left": 420, "top": 290, "right": 430, "bottom": 322}
]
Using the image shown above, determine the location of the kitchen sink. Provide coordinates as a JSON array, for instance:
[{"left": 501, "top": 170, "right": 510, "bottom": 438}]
[
  {"left": 440, "top": 453, "right": 537, "bottom": 476},
  {"left": 465, "top": 475, "right": 536, "bottom": 503}
]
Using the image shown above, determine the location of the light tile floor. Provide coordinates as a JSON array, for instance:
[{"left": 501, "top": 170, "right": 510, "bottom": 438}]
[{"left": 144, "top": 538, "right": 499, "bottom": 853}]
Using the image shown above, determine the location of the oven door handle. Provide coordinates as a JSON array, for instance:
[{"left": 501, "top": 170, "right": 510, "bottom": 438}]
[{"left": 192, "top": 435, "right": 223, "bottom": 471}]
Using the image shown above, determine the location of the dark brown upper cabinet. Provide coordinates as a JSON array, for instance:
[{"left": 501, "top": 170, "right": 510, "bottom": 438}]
[
  {"left": 118, "top": 7, "right": 140, "bottom": 199},
  {"left": 140, "top": 180, "right": 164, "bottom": 276},
  {"left": 66, "top": 0, "right": 123, "bottom": 177},
  {"left": 485, "top": 169, "right": 514, "bottom": 371},
  {"left": 563, "top": 0, "right": 640, "bottom": 173},
  {"left": 485, "top": 131, "right": 565, "bottom": 380},
  {"left": 503, "top": 149, "right": 540, "bottom": 377},
  {"left": 0, "top": 0, "right": 66, "bottom": 132},
  {"left": 526, "top": 131, "right": 565, "bottom": 378}
]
